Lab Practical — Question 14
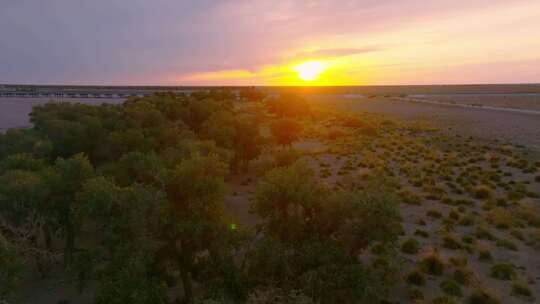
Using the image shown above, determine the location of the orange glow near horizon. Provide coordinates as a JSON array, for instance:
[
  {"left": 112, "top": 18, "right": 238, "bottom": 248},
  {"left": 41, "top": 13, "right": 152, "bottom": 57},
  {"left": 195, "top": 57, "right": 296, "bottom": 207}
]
[{"left": 171, "top": 1, "right": 540, "bottom": 86}]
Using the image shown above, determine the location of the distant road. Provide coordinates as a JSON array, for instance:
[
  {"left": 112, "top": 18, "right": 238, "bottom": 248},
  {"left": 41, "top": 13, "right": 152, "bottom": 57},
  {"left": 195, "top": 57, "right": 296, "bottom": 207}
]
[{"left": 394, "top": 96, "right": 540, "bottom": 115}]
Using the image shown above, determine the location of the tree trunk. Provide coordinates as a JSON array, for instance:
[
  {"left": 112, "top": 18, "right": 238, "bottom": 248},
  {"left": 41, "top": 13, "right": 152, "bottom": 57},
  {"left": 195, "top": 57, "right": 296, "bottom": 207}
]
[
  {"left": 64, "top": 222, "right": 75, "bottom": 267},
  {"left": 178, "top": 255, "right": 193, "bottom": 304},
  {"left": 44, "top": 224, "right": 53, "bottom": 251}
]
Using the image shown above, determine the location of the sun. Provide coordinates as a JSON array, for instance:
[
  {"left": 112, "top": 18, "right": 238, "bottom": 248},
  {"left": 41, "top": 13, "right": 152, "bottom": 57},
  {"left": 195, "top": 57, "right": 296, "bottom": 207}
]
[{"left": 293, "top": 61, "right": 327, "bottom": 81}]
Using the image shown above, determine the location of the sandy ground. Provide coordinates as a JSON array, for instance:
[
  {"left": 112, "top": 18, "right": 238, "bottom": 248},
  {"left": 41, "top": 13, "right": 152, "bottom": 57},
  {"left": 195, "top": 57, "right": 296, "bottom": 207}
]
[
  {"left": 410, "top": 94, "right": 540, "bottom": 111},
  {"left": 316, "top": 97, "right": 540, "bottom": 151}
]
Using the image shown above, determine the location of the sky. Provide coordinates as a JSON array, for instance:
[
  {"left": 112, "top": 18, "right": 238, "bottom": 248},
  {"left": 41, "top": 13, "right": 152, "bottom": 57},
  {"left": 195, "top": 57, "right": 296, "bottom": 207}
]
[{"left": 1, "top": 0, "right": 539, "bottom": 86}]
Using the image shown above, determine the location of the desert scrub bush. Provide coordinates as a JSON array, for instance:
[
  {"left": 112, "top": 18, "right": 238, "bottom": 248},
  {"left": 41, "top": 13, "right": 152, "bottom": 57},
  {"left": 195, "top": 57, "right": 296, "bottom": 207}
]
[
  {"left": 432, "top": 295, "right": 457, "bottom": 304},
  {"left": 401, "top": 237, "right": 420, "bottom": 254},
  {"left": 478, "top": 249, "right": 492, "bottom": 262},
  {"left": 427, "top": 209, "right": 443, "bottom": 219},
  {"left": 246, "top": 287, "right": 315, "bottom": 304},
  {"left": 440, "top": 279, "right": 463, "bottom": 297},
  {"left": 405, "top": 269, "right": 426, "bottom": 286},
  {"left": 420, "top": 251, "right": 445, "bottom": 276},
  {"left": 495, "top": 239, "right": 518, "bottom": 251},
  {"left": 473, "top": 184, "right": 492, "bottom": 199},
  {"left": 468, "top": 288, "right": 500, "bottom": 304},
  {"left": 272, "top": 148, "right": 302, "bottom": 168},
  {"left": 0, "top": 240, "right": 28, "bottom": 301},
  {"left": 461, "top": 235, "right": 475, "bottom": 245},
  {"left": 510, "top": 229, "right": 524, "bottom": 241},
  {"left": 490, "top": 263, "right": 516, "bottom": 280},
  {"left": 448, "top": 256, "right": 468, "bottom": 267},
  {"left": 511, "top": 281, "right": 532, "bottom": 298},
  {"left": 424, "top": 185, "right": 446, "bottom": 200},
  {"left": 535, "top": 175, "right": 540, "bottom": 183},
  {"left": 514, "top": 201, "right": 540, "bottom": 227},
  {"left": 408, "top": 288, "right": 424, "bottom": 301},
  {"left": 370, "top": 242, "right": 391, "bottom": 256},
  {"left": 448, "top": 210, "right": 460, "bottom": 221},
  {"left": 458, "top": 215, "right": 475, "bottom": 226},
  {"left": 486, "top": 208, "right": 518, "bottom": 230},
  {"left": 474, "top": 226, "right": 495, "bottom": 241},
  {"left": 455, "top": 198, "right": 474, "bottom": 206},
  {"left": 416, "top": 218, "right": 427, "bottom": 226},
  {"left": 527, "top": 229, "right": 540, "bottom": 249},
  {"left": 326, "top": 128, "right": 346, "bottom": 140},
  {"left": 414, "top": 229, "right": 429, "bottom": 238},
  {"left": 454, "top": 267, "right": 473, "bottom": 285},
  {"left": 398, "top": 189, "right": 421, "bottom": 205},
  {"left": 442, "top": 234, "right": 462, "bottom": 250}
]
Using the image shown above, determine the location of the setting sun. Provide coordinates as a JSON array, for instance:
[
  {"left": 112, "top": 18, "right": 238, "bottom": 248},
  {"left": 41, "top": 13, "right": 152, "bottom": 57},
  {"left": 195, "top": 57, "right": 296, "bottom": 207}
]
[{"left": 294, "top": 61, "right": 327, "bottom": 81}]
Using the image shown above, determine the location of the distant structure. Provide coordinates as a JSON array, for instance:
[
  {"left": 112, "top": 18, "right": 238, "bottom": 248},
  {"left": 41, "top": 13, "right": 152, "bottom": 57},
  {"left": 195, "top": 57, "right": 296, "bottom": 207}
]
[{"left": 0, "top": 84, "right": 224, "bottom": 99}]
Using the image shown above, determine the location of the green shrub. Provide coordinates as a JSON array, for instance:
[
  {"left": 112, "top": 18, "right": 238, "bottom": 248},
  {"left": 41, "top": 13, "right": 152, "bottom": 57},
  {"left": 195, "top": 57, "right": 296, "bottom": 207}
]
[
  {"left": 461, "top": 235, "right": 475, "bottom": 244},
  {"left": 399, "top": 189, "right": 422, "bottom": 205},
  {"left": 401, "top": 237, "right": 421, "bottom": 254},
  {"left": 468, "top": 288, "right": 500, "bottom": 304},
  {"left": 475, "top": 226, "right": 495, "bottom": 241},
  {"left": 442, "top": 234, "right": 462, "bottom": 250},
  {"left": 427, "top": 209, "right": 443, "bottom": 219},
  {"left": 420, "top": 251, "right": 445, "bottom": 276},
  {"left": 473, "top": 185, "right": 492, "bottom": 199},
  {"left": 490, "top": 263, "right": 516, "bottom": 280},
  {"left": 440, "top": 279, "right": 462, "bottom": 297},
  {"left": 448, "top": 210, "right": 460, "bottom": 221},
  {"left": 414, "top": 229, "right": 429, "bottom": 238},
  {"left": 433, "top": 295, "right": 457, "bottom": 304},
  {"left": 510, "top": 229, "right": 524, "bottom": 240},
  {"left": 478, "top": 250, "right": 492, "bottom": 262},
  {"left": 448, "top": 256, "right": 467, "bottom": 267},
  {"left": 409, "top": 287, "right": 424, "bottom": 300},
  {"left": 495, "top": 239, "right": 517, "bottom": 251},
  {"left": 458, "top": 215, "right": 475, "bottom": 226},
  {"left": 511, "top": 281, "right": 532, "bottom": 297},
  {"left": 405, "top": 269, "right": 426, "bottom": 286},
  {"left": 453, "top": 267, "right": 472, "bottom": 285},
  {"left": 416, "top": 219, "right": 427, "bottom": 226}
]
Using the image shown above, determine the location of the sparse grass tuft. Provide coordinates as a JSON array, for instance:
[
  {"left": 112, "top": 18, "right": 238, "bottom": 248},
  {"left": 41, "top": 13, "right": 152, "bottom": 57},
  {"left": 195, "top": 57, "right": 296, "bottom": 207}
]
[
  {"left": 440, "top": 279, "right": 463, "bottom": 297},
  {"left": 408, "top": 287, "right": 424, "bottom": 300},
  {"left": 448, "top": 256, "right": 467, "bottom": 267},
  {"left": 427, "top": 209, "right": 443, "bottom": 219},
  {"left": 490, "top": 263, "right": 516, "bottom": 280},
  {"left": 433, "top": 295, "right": 457, "bottom": 304},
  {"left": 420, "top": 251, "right": 445, "bottom": 276},
  {"left": 399, "top": 189, "right": 422, "bottom": 205},
  {"left": 401, "top": 237, "right": 421, "bottom": 254},
  {"left": 468, "top": 288, "right": 500, "bottom": 304},
  {"left": 511, "top": 281, "right": 532, "bottom": 298},
  {"left": 495, "top": 239, "right": 518, "bottom": 251},
  {"left": 414, "top": 229, "right": 429, "bottom": 238},
  {"left": 454, "top": 267, "right": 473, "bottom": 285},
  {"left": 473, "top": 185, "right": 492, "bottom": 199},
  {"left": 406, "top": 269, "right": 426, "bottom": 286},
  {"left": 478, "top": 249, "right": 492, "bottom": 262},
  {"left": 442, "top": 234, "right": 462, "bottom": 250}
]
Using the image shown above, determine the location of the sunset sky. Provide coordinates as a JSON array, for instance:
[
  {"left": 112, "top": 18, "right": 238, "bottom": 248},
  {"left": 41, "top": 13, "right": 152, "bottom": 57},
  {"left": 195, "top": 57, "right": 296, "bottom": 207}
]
[{"left": 1, "top": 0, "right": 539, "bottom": 86}]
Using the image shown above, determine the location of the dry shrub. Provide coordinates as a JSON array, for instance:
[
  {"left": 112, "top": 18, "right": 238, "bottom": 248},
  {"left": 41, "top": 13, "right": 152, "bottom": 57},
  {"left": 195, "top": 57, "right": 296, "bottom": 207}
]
[
  {"left": 247, "top": 287, "right": 315, "bottom": 304},
  {"left": 514, "top": 200, "right": 540, "bottom": 227},
  {"left": 326, "top": 128, "right": 346, "bottom": 140},
  {"left": 485, "top": 208, "right": 520, "bottom": 229}
]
